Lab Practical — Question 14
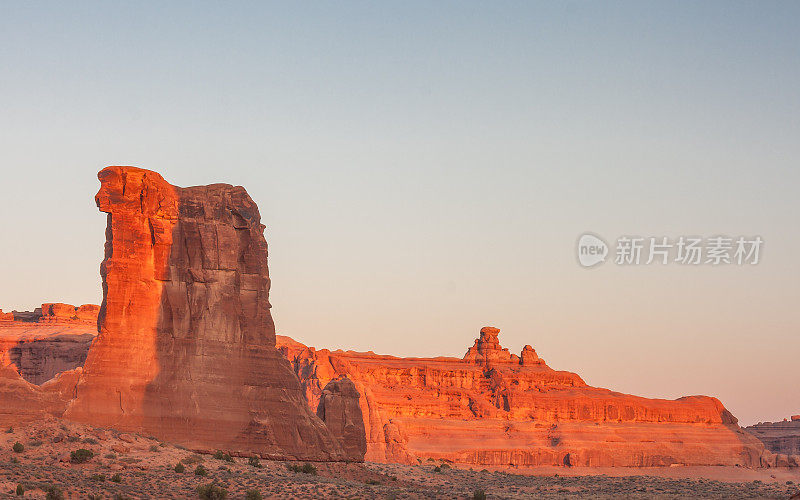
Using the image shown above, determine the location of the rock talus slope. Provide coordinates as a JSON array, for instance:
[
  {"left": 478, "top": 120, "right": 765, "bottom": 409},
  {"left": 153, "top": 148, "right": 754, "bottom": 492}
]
[
  {"left": 62, "top": 166, "right": 354, "bottom": 460},
  {"left": 279, "top": 327, "right": 770, "bottom": 467}
]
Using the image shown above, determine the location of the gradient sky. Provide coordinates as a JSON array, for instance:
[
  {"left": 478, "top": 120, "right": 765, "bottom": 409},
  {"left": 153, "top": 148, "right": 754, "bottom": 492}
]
[{"left": 1, "top": 1, "right": 798, "bottom": 425}]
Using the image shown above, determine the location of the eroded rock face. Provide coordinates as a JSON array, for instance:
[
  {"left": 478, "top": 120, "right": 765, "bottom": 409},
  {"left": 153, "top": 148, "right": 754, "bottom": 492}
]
[
  {"left": 278, "top": 328, "right": 767, "bottom": 467},
  {"left": 64, "top": 166, "right": 352, "bottom": 460},
  {"left": 317, "top": 377, "right": 368, "bottom": 461}
]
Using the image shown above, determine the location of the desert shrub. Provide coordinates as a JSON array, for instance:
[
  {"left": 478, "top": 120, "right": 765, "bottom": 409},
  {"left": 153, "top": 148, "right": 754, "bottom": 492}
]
[
  {"left": 473, "top": 489, "right": 487, "bottom": 500},
  {"left": 390, "top": 476, "right": 398, "bottom": 481},
  {"left": 245, "top": 490, "right": 262, "bottom": 500},
  {"left": 28, "top": 440, "right": 43, "bottom": 447},
  {"left": 175, "top": 462, "right": 185, "bottom": 473},
  {"left": 196, "top": 483, "right": 228, "bottom": 500},
  {"left": 110, "top": 473, "right": 122, "bottom": 483},
  {"left": 10, "top": 457, "right": 19, "bottom": 464},
  {"left": 213, "top": 450, "right": 224, "bottom": 460},
  {"left": 6, "top": 427, "right": 12, "bottom": 433},
  {"left": 82, "top": 437, "right": 99, "bottom": 445},
  {"left": 195, "top": 464, "right": 208, "bottom": 477},
  {"left": 104, "top": 453, "right": 117, "bottom": 459},
  {"left": 70, "top": 449, "right": 94, "bottom": 463},
  {"left": 91, "top": 473, "right": 106, "bottom": 482},
  {"left": 287, "top": 462, "right": 318, "bottom": 475},
  {"left": 12, "top": 442, "right": 24, "bottom": 453},
  {"left": 365, "top": 479, "right": 380, "bottom": 485},
  {"left": 440, "top": 463, "right": 450, "bottom": 469},
  {"left": 44, "top": 485, "right": 64, "bottom": 500},
  {"left": 66, "top": 435, "right": 80, "bottom": 443},
  {"left": 433, "top": 466, "right": 441, "bottom": 473},
  {"left": 248, "top": 456, "right": 261, "bottom": 468},
  {"left": 15, "top": 484, "right": 24, "bottom": 496},
  {"left": 212, "top": 451, "right": 234, "bottom": 462},
  {"left": 149, "top": 444, "right": 160, "bottom": 452}
]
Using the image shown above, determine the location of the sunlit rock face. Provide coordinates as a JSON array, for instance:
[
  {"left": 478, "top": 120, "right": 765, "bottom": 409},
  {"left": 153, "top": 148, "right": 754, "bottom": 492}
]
[
  {"left": 278, "top": 328, "right": 767, "bottom": 467},
  {"left": 64, "top": 166, "right": 355, "bottom": 461}
]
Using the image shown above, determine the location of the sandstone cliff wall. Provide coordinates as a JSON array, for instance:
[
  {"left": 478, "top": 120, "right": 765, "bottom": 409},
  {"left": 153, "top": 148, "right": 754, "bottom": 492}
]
[{"left": 278, "top": 327, "right": 773, "bottom": 467}]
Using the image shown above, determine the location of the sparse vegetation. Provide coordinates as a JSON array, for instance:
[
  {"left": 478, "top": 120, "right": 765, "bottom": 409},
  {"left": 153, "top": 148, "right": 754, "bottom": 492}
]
[
  {"left": 44, "top": 485, "right": 64, "bottom": 500},
  {"left": 287, "top": 462, "right": 317, "bottom": 475},
  {"left": 149, "top": 444, "right": 160, "bottom": 452},
  {"left": 66, "top": 435, "right": 79, "bottom": 443},
  {"left": 104, "top": 453, "right": 117, "bottom": 459},
  {"left": 28, "top": 440, "right": 43, "bottom": 447},
  {"left": 248, "top": 456, "right": 261, "bottom": 468},
  {"left": 245, "top": 490, "right": 262, "bottom": 500},
  {"left": 82, "top": 437, "right": 98, "bottom": 445},
  {"left": 110, "top": 473, "right": 123, "bottom": 483},
  {"left": 175, "top": 462, "right": 186, "bottom": 473},
  {"left": 196, "top": 482, "right": 228, "bottom": 500},
  {"left": 15, "top": 484, "right": 24, "bottom": 496},
  {"left": 433, "top": 465, "right": 442, "bottom": 472},
  {"left": 213, "top": 450, "right": 234, "bottom": 462},
  {"left": 6, "top": 426, "right": 13, "bottom": 433},
  {"left": 91, "top": 473, "right": 106, "bottom": 482},
  {"left": 195, "top": 464, "right": 208, "bottom": 477},
  {"left": 12, "top": 442, "right": 24, "bottom": 453},
  {"left": 70, "top": 448, "right": 94, "bottom": 463},
  {"left": 473, "top": 489, "right": 487, "bottom": 500},
  {"left": 366, "top": 479, "right": 380, "bottom": 485}
]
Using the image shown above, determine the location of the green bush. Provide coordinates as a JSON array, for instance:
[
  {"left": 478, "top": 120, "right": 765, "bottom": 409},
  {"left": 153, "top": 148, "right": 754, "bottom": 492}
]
[
  {"left": 196, "top": 483, "right": 228, "bottom": 500},
  {"left": 473, "top": 489, "right": 487, "bottom": 500},
  {"left": 82, "top": 438, "right": 98, "bottom": 445},
  {"left": 66, "top": 436, "right": 79, "bottom": 443},
  {"left": 213, "top": 450, "right": 224, "bottom": 460},
  {"left": 5, "top": 427, "right": 12, "bottom": 433},
  {"left": 44, "top": 485, "right": 64, "bottom": 500},
  {"left": 194, "top": 464, "right": 208, "bottom": 477},
  {"left": 433, "top": 466, "right": 441, "bottom": 473},
  {"left": 149, "top": 444, "right": 160, "bottom": 452},
  {"left": 247, "top": 456, "right": 261, "bottom": 468},
  {"left": 91, "top": 473, "right": 106, "bottom": 482},
  {"left": 15, "top": 484, "right": 24, "bottom": 496},
  {"left": 174, "top": 462, "right": 185, "bottom": 473},
  {"left": 70, "top": 449, "right": 94, "bottom": 464},
  {"left": 287, "top": 462, "right": 317, "bottom": 475},
  {"left": 245, "top": 490, "right": 262, "bottom": 500},
  {"left": 110, "top": 473, "right": 122, "bottom": 483},
  {"left": 12, "top": 442, "right": 24, "bottom": 453}
]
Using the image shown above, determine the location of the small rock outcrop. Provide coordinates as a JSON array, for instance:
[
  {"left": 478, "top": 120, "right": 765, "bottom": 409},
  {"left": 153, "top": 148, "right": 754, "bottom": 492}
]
[
  {"left": 316, "top": 377, "right": 368, "bottom": 461},
  {"left": 64, "top": 166, "right": 355, "bottom": 460}
]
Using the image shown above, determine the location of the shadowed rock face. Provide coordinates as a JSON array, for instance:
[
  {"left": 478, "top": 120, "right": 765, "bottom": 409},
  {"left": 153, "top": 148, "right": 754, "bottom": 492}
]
[
  {"left": 63, "top": 166, "right": 355, "bottom": 460},
  {"left": 278, "top": 328, "right": 769, "bottom": 467},
  {"left": 746, "top": 419, "right": 800, "bottom": 457},
  {"left": 317, "top": 377, "right": 368, "bottom": 461}
]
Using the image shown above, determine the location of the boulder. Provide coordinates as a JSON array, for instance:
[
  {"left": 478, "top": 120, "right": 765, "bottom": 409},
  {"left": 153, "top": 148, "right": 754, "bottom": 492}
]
[{"left": 316, "top": 377, "right": 368, "bottom": 461}]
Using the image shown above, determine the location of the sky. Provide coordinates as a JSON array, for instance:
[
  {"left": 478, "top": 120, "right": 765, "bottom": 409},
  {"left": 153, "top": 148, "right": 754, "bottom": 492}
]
[{"left": 1, "top": 1, "right": 798, "bottom": 426}]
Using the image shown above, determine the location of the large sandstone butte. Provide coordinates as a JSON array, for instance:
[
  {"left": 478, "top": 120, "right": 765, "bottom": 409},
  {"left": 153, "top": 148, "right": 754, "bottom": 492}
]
[
  {"left": 278, "top": 327, "right": 775, "bottom": 467},
  {"left": 61, "top": 166, "right": 354, "bottom": 460}
]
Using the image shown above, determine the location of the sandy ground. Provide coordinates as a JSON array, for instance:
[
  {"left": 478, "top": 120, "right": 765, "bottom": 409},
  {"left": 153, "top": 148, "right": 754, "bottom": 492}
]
[{"left": 1, "top": 418, "right": 798, "bottom": 499}]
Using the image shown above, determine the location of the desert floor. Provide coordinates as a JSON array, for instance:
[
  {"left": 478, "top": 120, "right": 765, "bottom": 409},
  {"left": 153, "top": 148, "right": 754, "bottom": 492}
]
[{"left": 1, "top": 418, "right": 798, "bottom": 499}]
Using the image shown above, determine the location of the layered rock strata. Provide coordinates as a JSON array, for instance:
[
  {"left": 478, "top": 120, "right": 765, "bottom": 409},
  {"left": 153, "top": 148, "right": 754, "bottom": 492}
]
[
  {"left": 278, "top": 328, "right": 772, "bottom": 467},
  {"left": 746, "top": 418, "right": 800, "bottom": 459}
]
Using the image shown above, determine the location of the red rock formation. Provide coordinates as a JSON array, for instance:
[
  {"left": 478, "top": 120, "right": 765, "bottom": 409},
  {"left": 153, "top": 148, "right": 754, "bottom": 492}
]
[
  {"left": 317, "top": 377, "right": 368, "bottom": 461},
  {"left": 63, "top": 166, "right": 356, "bottom": 461},
  {"left": 0, "top": 310, "right": 13, "bottom": 322},
  {"left": 278, "top": 328, "right": 768, "bottom": 467}
]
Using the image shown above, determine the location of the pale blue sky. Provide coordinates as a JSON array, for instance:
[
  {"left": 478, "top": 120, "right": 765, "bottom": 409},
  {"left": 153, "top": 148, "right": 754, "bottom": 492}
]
[{"left": 1, "top": 1, "right": 798, "bottom": 425}]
